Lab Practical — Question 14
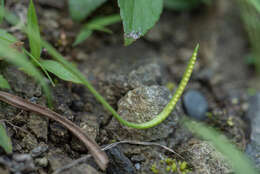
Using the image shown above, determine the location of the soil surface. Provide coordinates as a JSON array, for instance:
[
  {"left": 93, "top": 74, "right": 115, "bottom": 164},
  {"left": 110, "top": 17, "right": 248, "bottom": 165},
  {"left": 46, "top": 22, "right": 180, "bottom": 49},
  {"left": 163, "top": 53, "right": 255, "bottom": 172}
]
[{"left": 0, "top": 0, "right": 259, "bottom": 174}]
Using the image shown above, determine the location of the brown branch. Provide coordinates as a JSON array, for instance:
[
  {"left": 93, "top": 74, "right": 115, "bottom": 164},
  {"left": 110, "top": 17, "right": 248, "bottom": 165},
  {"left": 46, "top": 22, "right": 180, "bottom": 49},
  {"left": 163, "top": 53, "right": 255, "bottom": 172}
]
[{"left": 0, "top": 91, "right": 108, "bottom": 170}]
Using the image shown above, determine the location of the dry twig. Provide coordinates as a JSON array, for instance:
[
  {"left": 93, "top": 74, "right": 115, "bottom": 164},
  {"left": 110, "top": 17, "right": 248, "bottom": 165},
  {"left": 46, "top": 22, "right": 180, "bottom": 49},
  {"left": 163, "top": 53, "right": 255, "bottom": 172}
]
[{"left": 0, "top": 91, "right": 108, "bottom": 170}]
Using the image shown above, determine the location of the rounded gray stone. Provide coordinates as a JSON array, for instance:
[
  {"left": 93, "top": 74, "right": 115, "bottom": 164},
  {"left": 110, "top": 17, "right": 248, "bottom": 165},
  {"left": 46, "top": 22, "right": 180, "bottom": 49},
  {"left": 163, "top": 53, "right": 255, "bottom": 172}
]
[
  {"left": 183, "top": 89, "right": 208, "bottom": 120},
  {"left": 107, "top": 85, "right": 183, "bottom": 141}
]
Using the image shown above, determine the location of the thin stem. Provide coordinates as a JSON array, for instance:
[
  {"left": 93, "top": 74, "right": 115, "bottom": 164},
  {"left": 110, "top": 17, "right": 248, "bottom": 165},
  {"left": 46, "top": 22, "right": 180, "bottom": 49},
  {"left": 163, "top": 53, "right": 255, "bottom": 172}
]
[{"left": 43, "top": 40, "right": 199, "bottom": 129}]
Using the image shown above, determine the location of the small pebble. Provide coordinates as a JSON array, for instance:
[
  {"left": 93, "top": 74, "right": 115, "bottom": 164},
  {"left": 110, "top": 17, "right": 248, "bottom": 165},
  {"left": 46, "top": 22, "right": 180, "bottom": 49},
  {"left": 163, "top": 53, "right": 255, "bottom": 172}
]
[
  {"left": 183, "top": 89, "right": 208, "bottom": 120},
  {"left": 245, "top": 93, "right": 260, "bottom": 169},
  {"left": 13, "top": 154, "right": 32, "bottom": 162},
  {"left": 135, "top": 163, "right": 141, "bottom": 170},
  {"left": 31, "top": 144, "right": 48, "bottom": 158},
  {"left": 35, "top": 157, "right": 48, "bottom": 167}
]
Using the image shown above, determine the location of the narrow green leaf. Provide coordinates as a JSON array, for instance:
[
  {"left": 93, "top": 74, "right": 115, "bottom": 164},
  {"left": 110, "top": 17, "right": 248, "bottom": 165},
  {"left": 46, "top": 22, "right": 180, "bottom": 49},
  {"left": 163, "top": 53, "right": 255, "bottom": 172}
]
[
  {"left": 87, "top": 14, "right": 121, "bottom": 26},
  {"left": 69, "top": 0, "right": 106, "bottom": 21},
  {"left": 183, "top": 118, "right": 258, "bottom": 174},
  {"left": 73, "top": 14, "right": 121, "bottom": 46},
  {"left": 73, "top": 29, "right": 93, "bottom": 46},
  {"left": 0, "top": 0, "right": 4, "bottom": 24},
  {"left": 0, "top": 30, "right": 55, "bottom": 87},
  {"left": 0, "top": 29, "right": 17, "bottom": 43},
  {"left": 0, "top": 123, "right": 12, "bottom": 154},
  {"left": 23, "top": 49, "right": 55, "bottom": 87},
  {"left": 27, "top": 0, "right": 41, "bottom": 59},
  {"left": 3, "top": 8, "right": 19, "bottom": 26},
  {"left": 41, "top": 60, "right": 82, "bottom": 84},
  {"left": 0, "top": 74, "right": 10, "bottom": 89},
  {"left": 0, "top": 40, "right": 51, "bottom": 106},
  {"left": 118, "top": 0, "right": 163, "bottom": 45}
]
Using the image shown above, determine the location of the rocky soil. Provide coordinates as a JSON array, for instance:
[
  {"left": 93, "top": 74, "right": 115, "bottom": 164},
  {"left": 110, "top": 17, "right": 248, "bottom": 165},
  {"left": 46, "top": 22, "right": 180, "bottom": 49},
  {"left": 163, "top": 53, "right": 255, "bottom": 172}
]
[{"left": 0, "top": 0, "right": 259, "bottom": 174}]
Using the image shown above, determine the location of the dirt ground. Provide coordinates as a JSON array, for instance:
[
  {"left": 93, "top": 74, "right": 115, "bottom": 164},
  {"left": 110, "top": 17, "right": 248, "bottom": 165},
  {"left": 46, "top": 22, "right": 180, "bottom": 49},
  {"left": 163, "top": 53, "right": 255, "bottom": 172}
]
[{"left": 0, "top": 0, "right": 258, "bottom": 173}]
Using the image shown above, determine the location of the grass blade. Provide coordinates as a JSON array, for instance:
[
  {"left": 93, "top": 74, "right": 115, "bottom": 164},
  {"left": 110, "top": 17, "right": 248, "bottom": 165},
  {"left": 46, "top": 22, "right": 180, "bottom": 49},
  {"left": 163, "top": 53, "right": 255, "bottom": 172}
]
[
  {"left": 0, "top": 122, "right": 12, "bottom": 154},
  {"left": 27, "top": 0, "right": 41, "bottom": 59},
  {"left": 0, "top": 40, "right": 51, "bottom": 106},
  {"left": 23, "top": 49, "right": 55, "bottom": 87},
  {"left": 0, "top": 74, "right": 10, "bottom": 89},
  {"left": 69, "top": 0, "right": 106, "bottom": 21},
  {"left": 183, "top": 117, "right": 258, "bottom": 174},
  {"left": 0, "top": 0, "right": 4, "bottom": 24},
  {"left": 40, "top": 60, "right": 82, "bottom": 84},
  {"left": 73, "top": 14, "right": 121, "bottom": 46}
]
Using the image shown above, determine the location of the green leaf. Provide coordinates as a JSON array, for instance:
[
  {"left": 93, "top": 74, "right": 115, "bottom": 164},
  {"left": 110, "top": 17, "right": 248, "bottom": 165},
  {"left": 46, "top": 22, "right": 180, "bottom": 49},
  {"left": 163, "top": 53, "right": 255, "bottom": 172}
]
[
  {"left": 183, "top": 118, "right": 258, "bottom": 174},
  {"left": 118, "top": 0, "right": 163, "bottom": 45},
  {"left": 69, "top": 0, "right": 106, "bottom": 21},
  {"left": 41, "top": 60, "right": 82, "bottom": 84},
  {"left": 27, "top": 0, "right": 42, "bottom": 59},
  {"left": 4, "top": 8, "right": 19, "bottom": 26},
  {"left": 0, "top": 40, "right": 52, "bottom": 106},
  {"left": 73, "top": 14, "right": 121, "bottom": 46},
  {"left": 0, "top": 74, "right": 10, "bottom": 89},
  {"left": 74, "top": 29, "right": 93, "bottom": 46},
  {"left": 0, "top": 123, "right": 12, "bottom": 154},
  {"left": 23, "top": 49, "right": 55, "bottom": 87},
  {"left": 0, "top": 29, "right": 17, "bottom": 43},
  {"left": 0, "top": 0, "right": 4, "bottom": 24}
]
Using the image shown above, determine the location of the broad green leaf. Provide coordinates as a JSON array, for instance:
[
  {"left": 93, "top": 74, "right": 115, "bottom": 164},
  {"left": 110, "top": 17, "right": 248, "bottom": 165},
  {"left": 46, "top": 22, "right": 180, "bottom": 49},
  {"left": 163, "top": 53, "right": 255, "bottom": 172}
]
[
  {"left": 184, "top": 118, "right": 258, "bottom": 174},
  {"left": 0, "top": 74, "right": 10, "bottom": 89},
  {"left": 27, "top": 0, "right": 42, "bottom": 59},
  {"left": 41, "top": 60, "right": 82, "bottom": 84},
  {"left": 73, "top": 14, "right": 121, "bottom": 46},
  {"left": 69, "top": 0, "right": 106, "bottom": 21},
  {"left": 0, "top": 123, "right": 12, "bottom": 154},
  {"left": 118, "top": 0, "right": 163, "bottom": 45}
]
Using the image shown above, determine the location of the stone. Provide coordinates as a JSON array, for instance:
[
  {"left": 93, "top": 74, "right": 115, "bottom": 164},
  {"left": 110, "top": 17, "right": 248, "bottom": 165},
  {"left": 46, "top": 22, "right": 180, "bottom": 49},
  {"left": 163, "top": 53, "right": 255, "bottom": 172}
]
[
  {"left": 35, "top": 157, "right": 48, "bottom": 167},
  {"left": 107, "top": 85, "right": 182, "bottom": 141},
  {"left": 128, "top": 61, "right": 166, "bottom": 89},
  {"left": 28, "top": 113, "right": 48, "bottom": 141},
  {"left": 70, "top": 114, "right": 99, "bottom": 152},
  {"left": 246, "top": 93, "right": 260, "bottom": 145},
  {"left": 47, "top": 148, "right": 101, "bottom": 174},
  {"left": 245, "top": 93, "right": 260, "bottom": 169},
  {"left": 182, "top": 139, "right": 232, "bottom": 174},
  {"left": 21, "top": 134, "right": 38, "bottom": 151},
  {"left": 107, "top": 147, "right": 136, "bottom": 174},
  {"left": 12, "top": 154, "right": 36, "bottom": 173},
  {"left": 245, "top": 142, "right": 260, "bottom": 169},
  {"left": 49, "top": 122, "right": 69, "bottom": 144},
  {"left": 30, "top": 144, "right": 48, "bottom": 158},
  {"left": 183, "top": 89, "right": 208, "bottom": 120}
]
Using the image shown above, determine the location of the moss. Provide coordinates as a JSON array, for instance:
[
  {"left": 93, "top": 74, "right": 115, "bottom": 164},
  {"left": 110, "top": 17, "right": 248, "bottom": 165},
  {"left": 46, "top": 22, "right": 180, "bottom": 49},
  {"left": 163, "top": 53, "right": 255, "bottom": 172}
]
[
  {"left": 150, "top": 163, "right": 159, "bottom": 174},
  {"left": 150, "top": 157, "right": 192, "bottom": 173},
  {"left": 166, "top": 82, "right": 176, "bottom": 91}
]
